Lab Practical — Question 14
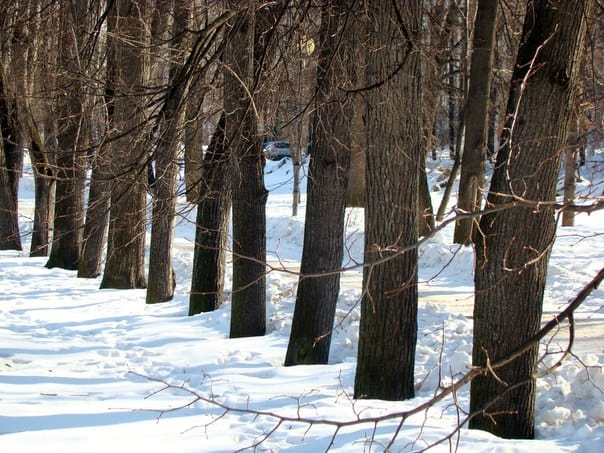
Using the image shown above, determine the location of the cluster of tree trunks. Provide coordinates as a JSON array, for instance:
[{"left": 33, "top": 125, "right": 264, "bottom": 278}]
[{"left": 0, "top": 0, "right": 595, "bottom": 441}]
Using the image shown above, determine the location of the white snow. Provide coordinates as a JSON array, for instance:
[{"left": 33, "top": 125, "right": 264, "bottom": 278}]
[{"left": 1, "top": 149, "right": 602, "bottom": 452}]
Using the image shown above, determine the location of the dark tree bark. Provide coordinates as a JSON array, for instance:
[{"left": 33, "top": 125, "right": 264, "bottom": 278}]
[
  {"left": 145, "top": 133, "right": 180, "bottom": 300},
  {"left": 78, "top": 148, "right": 110, "bottom": 278},
  {"left": 562, "top": 120, "right": 582, "bottom": 227},
  {"left": 29, "top": 115, "right": 55, "bottom": 258},
  {"left": 354, "top": 0, "right": 421, "bottom": 401},
  {"left": 284, "top": 1, "right": 356, "bottom": 366},
  {"left": 183, "top": 91, "right": 206, "bottom": 204},
  {"left": 470, "top": 0, "right": 590, "bottom": 438},
  {"left": 100, "top": 0, "right": 147, "bottom": 290},
  {"left": 418, "top": 157, "right": 435, "bottom": 237},
  {"left": 78, "top": 11, "right": 115, "bottom": 279},
  {"left": 227, "top": 3, "right": 268, "bottom": 338},
  {"left": 345, "top": 94, "right": 365, "bottom": 207},
  {"left": 146, "top": 0, "right": 190, "bottom": 304},
  {"left": 5, "top": 1, "right": 54, "bottom": 257},
  {"left": 46, "top": 1, "right": 88, "bottom": 270},
  {"left": 0, "top": 153, "right": 20, "bottom": 250},
  {"left": 189, "top": 114, "right": 231, "bottom": 315},
  {"left": 454, "top": 0, "right": 499, "bottom": 245},
  {"left": 0, "top": 69, "right": 22, "bottom": 250}
]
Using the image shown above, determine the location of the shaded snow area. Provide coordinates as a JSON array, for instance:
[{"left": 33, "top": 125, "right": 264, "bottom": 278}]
[{"left": 1, "top": 149, "right": 603, "bottom": 452}]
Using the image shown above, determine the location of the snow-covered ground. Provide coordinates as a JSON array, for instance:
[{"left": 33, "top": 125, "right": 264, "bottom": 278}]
[{"left": 1, "top": 149, "right": 602, "bottom": 452}]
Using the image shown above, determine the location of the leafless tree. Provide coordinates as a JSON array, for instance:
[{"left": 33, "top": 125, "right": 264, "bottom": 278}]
[{"left": 471, "top": 0, "right": 593, "bottom": 438}]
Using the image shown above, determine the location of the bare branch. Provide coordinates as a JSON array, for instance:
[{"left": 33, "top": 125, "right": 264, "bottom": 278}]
[{"left": 130, "top": 265, "right": 603, "bottom": 451}]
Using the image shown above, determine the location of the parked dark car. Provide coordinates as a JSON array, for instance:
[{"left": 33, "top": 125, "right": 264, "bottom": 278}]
[{"left": 263, "top": 141, "right": 291, "bottom": 160}]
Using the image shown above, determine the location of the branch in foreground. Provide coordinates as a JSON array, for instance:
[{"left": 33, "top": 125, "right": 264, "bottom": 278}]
[{"left": 132, "top": 267, "right": 604, "bottom": 451}]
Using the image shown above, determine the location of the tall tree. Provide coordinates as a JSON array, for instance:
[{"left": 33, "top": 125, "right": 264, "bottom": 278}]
[
  {"left": 454, "top": 0, "right": 499, "bottom": 244},
  {"left": 7, "top": 0, "right": 55, "bottom": 257},
  {"left": 100, "top": 0, "right": 148, "bottom": 289},
  {"left": 227, "top": 2, "right": 268, "bottom": 338},
  {"left": 29, "top": 119, "right": 55, "bottom": 258},
  {"left": 147, "top": 4, "right": 233, "bottom": 303},
  {"left": 182, "top": 87, "right": 207, "bottom": 204},
  {"left": 46, "top": 0, "right": 89, "bottom": 270},
  {"left": 470, "top": 0, "right": 591, "bottom": 438},
  {"left": 345, "top": 95, "right": 365, "bottom": 207},
  {"left": 146, "top": 0, "right": 189, "bottom": 304},
  {"left": 354, "top": 0, "right": 421, "bottom": 401},
  {"left": 189, "top": 113, "right": 231, "bottom": 315},
  {"left": 0, "top": 68, "right": 22, "bottom": 251},
  {"left": 417, "top": 0, "right": 456, "bottom": 236},
  {"left": 78, "top": 9, "right": 114, "bottom": 279},
  {"left": 285, "top": 1, "right": 356, "bottom": 366},
  {"left": 78, "top": 136, "right": 110, "bottom": 278},
  {"left": 436, "top": 3, "right": 469, "bottom": 221}
]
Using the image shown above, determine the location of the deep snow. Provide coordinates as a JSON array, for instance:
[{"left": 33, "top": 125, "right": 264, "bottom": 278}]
[{"left": 0, "top": 149, "right": 602, "bottom": 452}]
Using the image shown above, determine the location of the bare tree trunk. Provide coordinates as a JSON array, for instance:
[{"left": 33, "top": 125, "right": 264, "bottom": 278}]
[
  {"left": 0, "top": 70, "right": 22, "bottom": 250},
  {"left": 354, "top": 0, "right": 421, "bottom": 401},
  {"left": 227, "top": 3, "right": 268, "bottom": 338},
  {"left": 291, "top": 118, "right": 302, "bottom": 216},
  {"left": 487, "top": 83, "right": 498, "bottom": 159},
  {"left": 187, "top": 7, "right": 249, "bottom": 315},
  {"left": 418, "top": 156, "right": 435, "bottom": 236},
  {"left": 454, "top": 0, "right": 499, "bottom": 245},
  {"left": 285, "top": 0, "right": 356, "bottom": 366},
  {"left": 78, "top": 148, "right": 110, "bottom": 278},
  {"left": 345, "top": 94, "right": 365, "bottom": 207},
  {"left": 29, "top": 121, "right": 55, "bottom": 257},
  {"left": 4, "top": 0, "right": 52, "bottom": 256},
  {"left": 470, "top": 0, "right": 590, "bottom": 438},
  {"left": 100, "top": 0, "right": 147, "bottom": 290},
  {"left": 146, "top": 131, "right": 180, "bottom": 302},
  {"left": 79, "top": 17, "right": 114, "bottom": 279},
  {"left": 562, "top": 146, "right": 577, "bottom": 227},
  {"left": 436, "top": 147, "right": 461, "bottom": 221},
  {"left": 189, "top": 114, "right": 231, "bottom": 315},
  {"left": 183, "top": 93, "right": 205, "bottom": 203},
  {"left": 147, "top": 0, "right": 191, "bottom": 304},
  {"left": 418, "top": 1, "right": 456, "bottom": 234},
  {"left": 46, "top": 1, "right": 88, "bottom": 270},
  {"left": 437, "top": 3, "right": 469, "bottom": 221},
  {"left": 562, "top": 120, "right": 582, "bottom": 227}
]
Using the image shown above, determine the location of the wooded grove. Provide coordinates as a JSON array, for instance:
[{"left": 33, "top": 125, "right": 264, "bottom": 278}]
[{"left": 1, "top": 0, "right": 602, "bottom": 443}]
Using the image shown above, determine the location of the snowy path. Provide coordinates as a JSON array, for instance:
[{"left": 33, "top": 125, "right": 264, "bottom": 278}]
[{"left": 269, "top": 260, "right": 604, "bottom": 357}]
